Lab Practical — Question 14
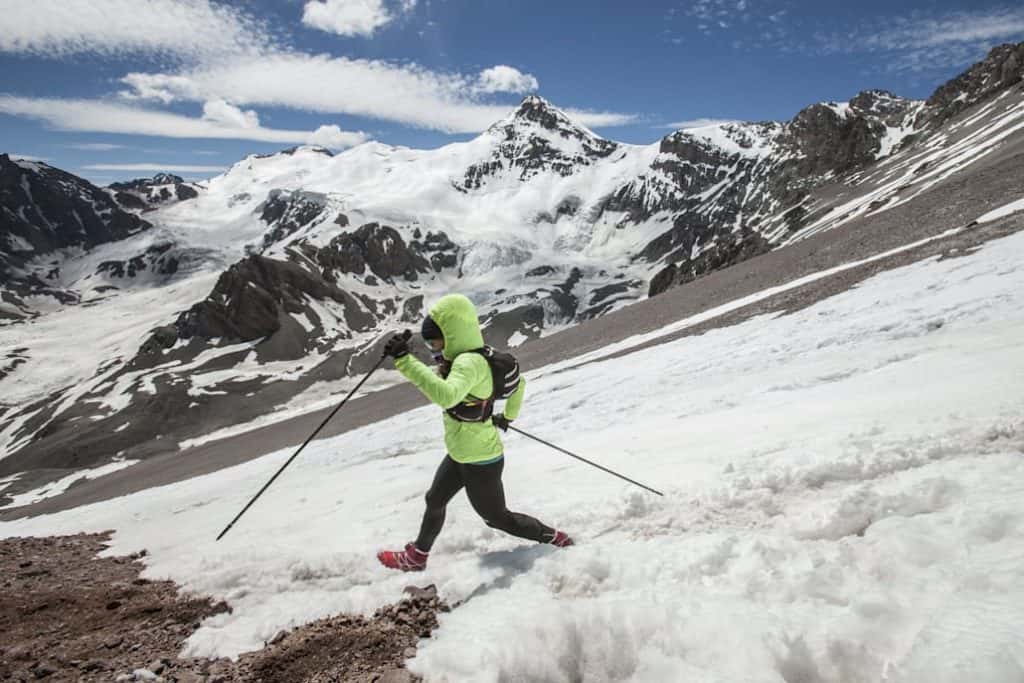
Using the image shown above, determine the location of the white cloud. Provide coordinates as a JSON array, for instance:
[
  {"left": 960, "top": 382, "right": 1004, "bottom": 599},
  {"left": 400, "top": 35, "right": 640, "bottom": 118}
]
[
  {"left": 302, "top": 0, "right": 416, "bottom": 37},
  {"left": 201, "top": 100, "right": 260, "bottom": 129},
  {"left": 9, "top": 153, "right": 47, "bottom": 161},
  {"left": 1, "top": 0, "right": 636, "bottom": 138},
  {"left": 0, "top": 95, "right": 368, "bottom": 149},
  {"left": 663, "top": 118, "right": 738, "bottom": 129},
  {"left": 121, "top": 53, "right": 514, "bottom": 133},
  {"left": 564, "top": 108, "right": 638, "bottom": 128},
  {"left": 0, "top": 0, "right": 269, "bottom": 60},
  {"left": 308, "top": 124, "right": 360, "bottom": 148},
  {"left": 83, "top": 163, "right": 226, "bottom": 172},
  {"left": 67, "top": 143, "right": 126, "bottom": 151},
  {"left": 475, "top": 66, "right": 539, "bottom": 94},
  {"left": 120, "top": 54, "right": 635, "bottom": 132}
]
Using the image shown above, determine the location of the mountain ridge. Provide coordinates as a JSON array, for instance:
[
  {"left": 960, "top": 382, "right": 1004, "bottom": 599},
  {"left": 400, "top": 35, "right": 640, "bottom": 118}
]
[{"left": 1, "top": 41, "right": 1022, "bottom": 481}]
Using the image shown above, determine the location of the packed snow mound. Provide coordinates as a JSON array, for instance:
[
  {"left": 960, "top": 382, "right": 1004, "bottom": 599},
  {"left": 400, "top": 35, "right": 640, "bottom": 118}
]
[{"left": 4, "top": 222, "right": 1023, "bottom": 682}]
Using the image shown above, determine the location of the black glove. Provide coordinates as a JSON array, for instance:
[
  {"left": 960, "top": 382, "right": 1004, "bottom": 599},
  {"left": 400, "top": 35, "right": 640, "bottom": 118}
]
[
  {"left": 492, "top": 413, "right": 512, "bottom": 432},
  {"left": 384, "top": 333, "right": 410, "bottom": 359}
]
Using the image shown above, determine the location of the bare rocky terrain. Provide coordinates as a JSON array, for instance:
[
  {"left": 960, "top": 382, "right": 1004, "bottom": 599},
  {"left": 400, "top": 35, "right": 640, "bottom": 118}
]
[{"left": 0, "top": 533, "right": 445, "bottom": 682}]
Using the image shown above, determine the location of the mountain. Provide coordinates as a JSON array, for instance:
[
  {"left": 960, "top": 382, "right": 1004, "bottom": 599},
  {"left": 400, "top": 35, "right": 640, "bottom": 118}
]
[
  {"left": 1, "top": 41, "right": 1022, "bottom": 483},
  {"left": 0, "top": 155, "right": 152, "bottom": 318}
]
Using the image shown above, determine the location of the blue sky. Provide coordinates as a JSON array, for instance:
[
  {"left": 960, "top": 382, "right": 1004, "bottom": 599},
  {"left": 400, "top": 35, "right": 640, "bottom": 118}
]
[{"left": 2, "top": 0, "right": 1022, "bottom": 184}]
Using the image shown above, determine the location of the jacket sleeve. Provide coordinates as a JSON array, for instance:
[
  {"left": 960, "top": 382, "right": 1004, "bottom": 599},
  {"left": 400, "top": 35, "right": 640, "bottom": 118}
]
[
  {"left": 503, "top": 374, "right": 526, "bottom": 420},
  {"left": 394, "top": 353, "right": 486, "bottom": 409}
]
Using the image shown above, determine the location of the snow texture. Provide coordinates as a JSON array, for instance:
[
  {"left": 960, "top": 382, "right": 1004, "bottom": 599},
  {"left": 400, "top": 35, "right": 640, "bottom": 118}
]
[{"left": 3, "top": 223, "right": 1023, "bottom": 681}]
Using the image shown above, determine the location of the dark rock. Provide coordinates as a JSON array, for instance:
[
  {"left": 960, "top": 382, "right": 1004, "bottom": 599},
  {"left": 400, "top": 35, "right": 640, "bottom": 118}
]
[
  {"left": 316, "top": 223, "right": 430, "bottom": 282},
  {"left": 109, "top": 173, "right": 200, "bottom": 211},
  {"left": 0, "top": 154, "right": 150, "bottom": 287},
  {"left": 649, "top": 232, "right": 771, "bottom": 297},
  {"left": 170, "top": 254, "right": 374, "bottom": 358},
  {"left": 926, "top": 42, "right": 1024, "bottom": 125},
  {"left": 526, "top": 265, "right": 556, "bottom": 277},
  {"left": 259, "top": 189, "right": 329, "bottom": 249}
]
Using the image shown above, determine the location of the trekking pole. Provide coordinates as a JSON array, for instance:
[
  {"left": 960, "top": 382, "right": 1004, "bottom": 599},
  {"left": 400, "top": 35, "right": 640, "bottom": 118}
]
[
  {"left": 507, "top": 425, "right": 664, "bottom": 496},
  {"left": 216, "top": 330, "right": 410, "bottom": 541}
]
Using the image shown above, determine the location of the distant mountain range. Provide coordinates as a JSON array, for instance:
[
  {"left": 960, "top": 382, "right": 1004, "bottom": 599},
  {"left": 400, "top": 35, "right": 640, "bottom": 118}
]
[{"left": 1, "top": 41, "right": 1022, "bottom": 477}]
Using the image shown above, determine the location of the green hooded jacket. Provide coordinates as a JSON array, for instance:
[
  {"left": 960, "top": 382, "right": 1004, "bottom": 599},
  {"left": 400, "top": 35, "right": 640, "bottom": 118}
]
[{"left": 394, "top": 294, "right": 526, "bottom": 464}]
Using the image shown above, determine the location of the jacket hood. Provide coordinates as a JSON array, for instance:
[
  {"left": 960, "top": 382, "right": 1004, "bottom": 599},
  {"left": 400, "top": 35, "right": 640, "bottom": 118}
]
[{"left": 429, "top": 294, "right": 484, "bottom": 361}]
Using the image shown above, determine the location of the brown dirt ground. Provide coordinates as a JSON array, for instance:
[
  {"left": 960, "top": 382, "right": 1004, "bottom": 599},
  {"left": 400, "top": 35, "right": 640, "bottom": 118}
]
[{"left": 0, "top": 533, "right": 445, "bottom": 683}]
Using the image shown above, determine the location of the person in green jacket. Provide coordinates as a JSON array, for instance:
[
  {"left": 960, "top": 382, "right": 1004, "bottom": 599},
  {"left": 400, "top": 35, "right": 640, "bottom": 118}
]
[{"left": 377, "top": 293, "right": 573, "bottom": 572}]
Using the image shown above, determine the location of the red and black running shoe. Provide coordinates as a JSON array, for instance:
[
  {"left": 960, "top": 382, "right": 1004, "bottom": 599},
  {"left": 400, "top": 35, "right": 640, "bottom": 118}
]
[
  {"left": 377, "top": 542, "right": 429, "bottom": 572},
  {"left": 547, "top": 530, "right": 574, "bottom": 547}
]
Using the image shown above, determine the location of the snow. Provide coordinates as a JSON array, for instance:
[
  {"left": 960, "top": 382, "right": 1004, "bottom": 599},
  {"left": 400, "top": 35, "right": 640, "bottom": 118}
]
[
  {"left": 3, "top": 223, "right": 1023, "bottom": 681},
  {"left": 0, "top": 459, "right": 138, "bottom": 510},
  {"left": 0, "top": 272, "right": 220, "bottom": 456},
  {"left": 976, "top": 196, "right": 1024, "bottom": 224},
  {"left": 507, "top": 331, "right": 528, "bottom": 347}
]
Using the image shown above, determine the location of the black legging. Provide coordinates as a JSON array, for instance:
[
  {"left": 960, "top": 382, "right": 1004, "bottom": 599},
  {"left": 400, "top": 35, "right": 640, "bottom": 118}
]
[{"left": 415, "top": 455, "right": 555, "bottom": 551}]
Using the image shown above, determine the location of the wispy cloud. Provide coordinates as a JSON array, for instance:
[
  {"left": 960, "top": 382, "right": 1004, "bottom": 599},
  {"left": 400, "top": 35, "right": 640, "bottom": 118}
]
[
  {"left": 661, "top": 118, "right": 739, "bottom": 129},
  {"left": 2, "top": 0, "right": 636, "bottom": 140},
  {"left": 82, "top": 163, "right": 226, "bottom": 172},
  {"left": 670, "top": 2, "right": 1024, "bottom": 77},
  {"left": 0, "top": 95, "right": 368, "bottom": 149},
  {"left": 8, "top": 153, "right": 48, "bottom": 161},
  {"left": 67, "top": 143, "right": 127, "bottom": 151},
  {"left": 0, "top": 0, "right": 272, "bottom": 61},
  {"left": 301, "top": 0, "right": 417, "bottom": 38},
  {"left": 120, "top": 54, "right": 629, "bottom": 132},
  {"left": 832, "top": 6, "right": 1024, "bottom": 73}
]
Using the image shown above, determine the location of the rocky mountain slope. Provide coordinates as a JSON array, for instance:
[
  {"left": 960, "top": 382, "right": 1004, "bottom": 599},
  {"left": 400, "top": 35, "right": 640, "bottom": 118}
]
[{"left": 0, "top": 42, "right": 1022, "bottom": 482}]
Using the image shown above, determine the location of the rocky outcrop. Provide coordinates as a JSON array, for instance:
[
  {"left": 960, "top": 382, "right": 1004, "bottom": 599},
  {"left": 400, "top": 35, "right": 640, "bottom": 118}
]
[
  {"left": 409, "top": 228, "right": 459, "bottom": 272},
  {"left": 258, "top": 189, "right": 330, "bottom": 249},
  {"left": 169, "top": 255, "right": 374, "bottom": 351},
  {"left": 925, "top": 42, "right": 1024, "bottom": 125},
  {"left": 308, "top": 222, "right": 431, "bottom": 283},
  {"left": 1, "top": 156, "right": 150, "bottom": 266},
  {"left": 95, "top": 242, "right": 181, "bottom": 279},
  {"left": 0, "top": 155, "right": 151, "bottom": 310},
  {"left": 649, "top": 232, "right": 771, "bottom": 297},
  {"left": 109, "top": 173, "right": 201, "bottom": 212}
]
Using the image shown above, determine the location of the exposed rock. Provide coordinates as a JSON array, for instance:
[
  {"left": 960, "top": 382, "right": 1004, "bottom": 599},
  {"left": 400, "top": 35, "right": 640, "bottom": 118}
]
[
  {"left": 109, "top": 174, "right": 201, "bottom": 212},
  {"left": 259, "top": 189, "right": 329, "bottom": 249},
  {"left": 0, "top": 154, "right": 150, "bottom": 285},
  {"left": 649, "top": 232, "right": 772, "bottom": 297},
  {"left": 313, "top": 223, "right": 430, "bottom": 283},
  {"left": 96, "top": 243, "right": 180, "bottom": 280},
  {"left": 0, "top": 533, "right": 446, "bottom": 683},
  {"left": 925, "top": 42, "right": 1024, "bottom": 125},
  {"left": 171, "top": 254, "right": 374, "bottom": 350}
]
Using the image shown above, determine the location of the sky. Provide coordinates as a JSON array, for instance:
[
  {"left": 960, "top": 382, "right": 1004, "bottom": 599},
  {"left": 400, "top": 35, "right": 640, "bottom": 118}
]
[{"left": 1, "top": 0, "right": 1022, "bottom": 184}]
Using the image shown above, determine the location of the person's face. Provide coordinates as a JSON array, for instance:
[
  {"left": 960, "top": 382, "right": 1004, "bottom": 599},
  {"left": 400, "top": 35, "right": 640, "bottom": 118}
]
[{"left": 426, "top": 337, "right": 444, "bottom": 354}]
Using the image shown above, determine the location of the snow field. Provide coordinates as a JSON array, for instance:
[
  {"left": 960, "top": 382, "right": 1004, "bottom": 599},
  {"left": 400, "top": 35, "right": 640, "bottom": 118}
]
[{"left": 3, "top": 229, "right": 1024, "bottom": 681}]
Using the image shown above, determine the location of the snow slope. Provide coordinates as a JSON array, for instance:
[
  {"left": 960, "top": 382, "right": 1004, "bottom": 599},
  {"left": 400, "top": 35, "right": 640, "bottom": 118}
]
[{"left": 3, "top": 219, "right": 1023, "bottom": 680}]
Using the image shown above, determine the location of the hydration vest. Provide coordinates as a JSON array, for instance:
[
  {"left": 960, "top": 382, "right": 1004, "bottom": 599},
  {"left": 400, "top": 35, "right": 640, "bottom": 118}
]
[{"left": 445, "top": 346, "right": 521, "bottom": 423}]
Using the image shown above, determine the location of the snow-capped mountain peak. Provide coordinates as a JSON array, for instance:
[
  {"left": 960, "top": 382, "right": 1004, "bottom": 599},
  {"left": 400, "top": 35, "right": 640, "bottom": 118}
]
[{"left": 461, "top": 96, "right": 620, "bottom": 189}]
